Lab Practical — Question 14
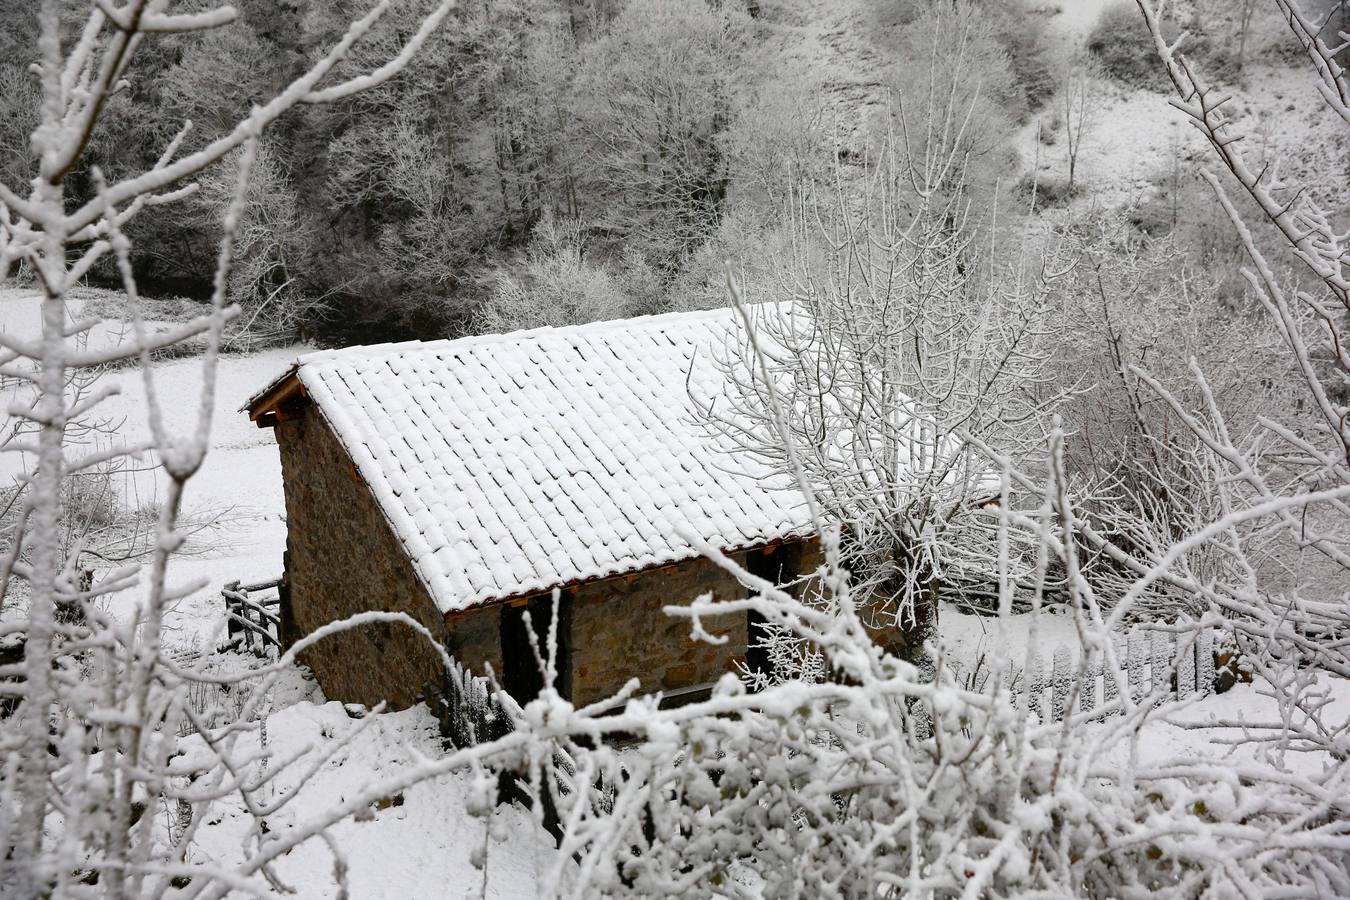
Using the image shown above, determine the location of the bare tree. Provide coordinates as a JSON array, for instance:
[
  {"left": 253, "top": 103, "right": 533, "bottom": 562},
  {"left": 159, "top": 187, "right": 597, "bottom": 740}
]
[
  {"left": 0, "top": 2, "right": 454, "bottom": 895},
  {"left": 1074, "top": 0, "right": 1350, "bottom": 842},
  {"left": 198, "top": 141, "right": 316, "bottom": 347},
  {"left": 1236, "top": 0, "right": 1262, "bottom": 69},
  {"left": 1062, "top": 58, "right": 1098, "bottom": 195},
  {"left": 698, "top": 124, "right": 1063, "bottom": 671}
]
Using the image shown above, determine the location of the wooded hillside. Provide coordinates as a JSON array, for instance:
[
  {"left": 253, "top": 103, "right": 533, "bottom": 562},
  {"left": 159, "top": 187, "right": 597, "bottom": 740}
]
[{"left": 0, "top": 0, "right": 1065, "bottom": 343}]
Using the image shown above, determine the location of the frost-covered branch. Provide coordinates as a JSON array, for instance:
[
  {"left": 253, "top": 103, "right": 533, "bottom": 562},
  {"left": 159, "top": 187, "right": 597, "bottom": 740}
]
[{"left": 0, "top": 2, "right": 454, "bottom": 895}]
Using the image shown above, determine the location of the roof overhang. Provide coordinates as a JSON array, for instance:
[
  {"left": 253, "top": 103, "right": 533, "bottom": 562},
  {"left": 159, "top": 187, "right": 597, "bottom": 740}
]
[
  {"left": 244, "top": 366, "right": 309, "bottom": 429},
  {"left": 443, "top": 530, "right": 820, "bottom": 621}
]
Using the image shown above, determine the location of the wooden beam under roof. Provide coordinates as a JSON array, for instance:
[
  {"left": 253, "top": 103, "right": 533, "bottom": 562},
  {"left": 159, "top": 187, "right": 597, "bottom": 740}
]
[{"left": 245, "top": 368, "right": 309, "bottom": 428}]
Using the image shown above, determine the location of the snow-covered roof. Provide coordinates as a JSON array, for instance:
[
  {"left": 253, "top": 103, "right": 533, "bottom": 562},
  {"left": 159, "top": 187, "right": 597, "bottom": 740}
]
[{"left": 253, "top": 306, "right": 814, "bottom": 614}]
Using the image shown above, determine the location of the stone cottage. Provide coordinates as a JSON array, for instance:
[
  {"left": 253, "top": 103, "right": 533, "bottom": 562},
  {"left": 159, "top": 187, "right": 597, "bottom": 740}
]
[{"left": 246, "top": 306, "right": 903, "bottom": 711}]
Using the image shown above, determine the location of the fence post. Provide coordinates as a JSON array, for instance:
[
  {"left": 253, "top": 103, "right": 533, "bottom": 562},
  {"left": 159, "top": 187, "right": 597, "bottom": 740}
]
[
  {"left": 1127, "top": 627, "right": 1144, "bottom": 701},
  {"left": 1177, "top": 626, "right": 1197, "bottom": 697},
  {"left": 1151, "top": 631, "right": 1171, "bottom": 696},
  {"left": 241, "top": 585, "right": 255, "bottom": 653},
  {"left": 224, "top": 580, "right": 241, "bottom": 646},
  {"left": 1197, "top": 628, "right": 1215, "bottom": 695},
  {"left": 1081, "top": 658, "right": 1100, "bottom": 718},
  {"left": 1026, "top": 650, "right": 1045, "bottom": 722},
  {"left": 1051, "top": 646, "right": 1070, "bottom": 722}
]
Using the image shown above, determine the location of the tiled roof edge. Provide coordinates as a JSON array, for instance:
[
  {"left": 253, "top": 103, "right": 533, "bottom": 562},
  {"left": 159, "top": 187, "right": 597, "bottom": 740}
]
[{"left": 293, "top": 304, "right": 743, "bottom": 371}]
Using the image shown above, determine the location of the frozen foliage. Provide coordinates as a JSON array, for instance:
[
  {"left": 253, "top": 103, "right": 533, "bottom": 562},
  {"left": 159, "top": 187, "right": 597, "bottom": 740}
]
[
  {"left": 474, "top": 215, "right": 633, "bottom": 334},
  {"left": 3, "top": 1, "right": 1350, "bottom": 898},
  {"left": 197, "top": 143, "right": 317, "bottom": 349}
]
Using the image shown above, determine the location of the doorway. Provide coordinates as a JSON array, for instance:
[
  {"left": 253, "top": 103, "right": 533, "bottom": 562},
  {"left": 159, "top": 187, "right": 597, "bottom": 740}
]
[
  {"left": 500, "top": 591, "right": 572, "bottom": 704},
  {"left": 744, "top": 542, "right": 802, "bottom": 685}
]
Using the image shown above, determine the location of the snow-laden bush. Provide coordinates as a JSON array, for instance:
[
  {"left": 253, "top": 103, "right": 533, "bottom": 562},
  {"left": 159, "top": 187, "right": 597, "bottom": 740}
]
[
  {"left": 474, "top": 214, "right": 638, "bottom": 334},
  {"left": 479, "top": 494, "right": 1350, "bottom": 897},
  {"left": 1090, "top": 3, "right": 1173, "bottom": 88}
]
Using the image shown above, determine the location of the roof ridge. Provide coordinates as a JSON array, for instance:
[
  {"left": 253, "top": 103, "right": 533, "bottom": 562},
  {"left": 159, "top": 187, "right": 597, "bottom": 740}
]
[{"left": 296, "top": 304, "right": 741, "bottom": 369}]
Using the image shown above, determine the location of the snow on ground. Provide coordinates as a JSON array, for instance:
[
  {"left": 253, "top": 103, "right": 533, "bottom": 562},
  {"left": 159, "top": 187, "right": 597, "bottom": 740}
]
[
  {"left": 0, "top": 288, "right": 305, "bottom": 646},
  {"left": 944, "top": 598, "right": 1350, "bottom": 779},
  {"left": 1130, "top": 671, "right": 1350, "bottom": 779},
  {"left": 185, "top": 695, "right": 558, "bottom": 899},
  {"left": 941, "top": 601, "right": 1084, "bottom": 671},
  {"left": 1018, "top": 5, "right": 1345, "bottom": 212},
  {"left": 101, "top": 341, "right": 302, "bottom": 647},
  {"left": 760, "top": 0, "right": 889, "bottom": 147},
  {"left": 1042, "top": 0, "right": 1119, "bottom": 52},
  {"left": 1016, "top": 80, "right": 1192, "bottom": 210}
]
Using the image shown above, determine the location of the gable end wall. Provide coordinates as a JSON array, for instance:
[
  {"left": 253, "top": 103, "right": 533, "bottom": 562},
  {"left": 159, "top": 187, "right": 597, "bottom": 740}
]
[{"left": 275, "top": 407, "right": 449, "bottom": 710}]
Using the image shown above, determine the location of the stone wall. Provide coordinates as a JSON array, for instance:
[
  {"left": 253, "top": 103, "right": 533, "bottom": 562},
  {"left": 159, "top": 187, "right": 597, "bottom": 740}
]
[
  {"left": 566, "top": 549, "right": 755, "bottom": 707},
  {"left": 443, "top": 603, "right": 503, "bottom": 678},
  {"left": 275, "top": 407, "right": 448, "bottom": 710},
  {"left": 438, "top": 535, "right": 917, "bottom": 708}
]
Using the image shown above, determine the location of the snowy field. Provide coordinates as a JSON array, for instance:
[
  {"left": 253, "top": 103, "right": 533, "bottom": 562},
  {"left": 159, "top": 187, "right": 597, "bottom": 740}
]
[{"left": 0, "top": 289, "right": 297, "bottom": 648}]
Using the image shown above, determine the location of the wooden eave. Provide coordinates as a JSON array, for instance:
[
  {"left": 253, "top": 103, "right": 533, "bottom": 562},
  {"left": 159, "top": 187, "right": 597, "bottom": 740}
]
[
  {"left": 245, "top": 368, "right": 310, "bottom": 429},
  {"left": 442, "top": 531, "right": 819, "bottom": 625}
]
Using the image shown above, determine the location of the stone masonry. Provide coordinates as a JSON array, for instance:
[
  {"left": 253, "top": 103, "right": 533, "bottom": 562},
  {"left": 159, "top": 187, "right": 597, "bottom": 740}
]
[
  {"left": 566, "top": 550, "right": 755, "bottom": 708},
  {"left": 275, "top": 407, "right": 448, "bottom": 710}
]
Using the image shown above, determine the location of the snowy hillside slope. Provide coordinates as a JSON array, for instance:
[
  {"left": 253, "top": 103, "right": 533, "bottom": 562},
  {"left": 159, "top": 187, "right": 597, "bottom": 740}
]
[
  {"left": 0, "top": 289, "right": 301, "bottom": 646},
  {"left": 1017, "top": 1, "right": 1346, "bottom": 211}
]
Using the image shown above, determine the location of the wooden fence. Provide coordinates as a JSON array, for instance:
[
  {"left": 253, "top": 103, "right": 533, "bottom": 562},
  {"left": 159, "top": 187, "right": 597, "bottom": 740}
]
[
  {"left": 221, "top": 578, "right": 284, "bottom": 653},
  {"left": 1016, "top": 626, "right": 1218, "bottom": 723},
  {"left": 961, "top": 626, "right": 1221, "bottom": 722}
]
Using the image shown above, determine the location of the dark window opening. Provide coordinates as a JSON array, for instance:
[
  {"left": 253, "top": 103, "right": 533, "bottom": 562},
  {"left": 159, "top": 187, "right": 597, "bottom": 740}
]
[
  {"left": 744, "top": 543, "right": 803, "bottom": 686},
  {"left": 501, "top": 591, "right": 572, "bottom": 704}
]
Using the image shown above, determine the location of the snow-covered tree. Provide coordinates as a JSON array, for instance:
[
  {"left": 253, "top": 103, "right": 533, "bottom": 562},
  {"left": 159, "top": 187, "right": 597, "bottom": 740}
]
[
  {"left": 570, "top": 0, "right": 748, "bottom": 275},
  {"left": 0, "top": 2, "right": 453, "bottom": 894},
  {"left": 474, "top": 213, "right": 632, "bottom": 334},
  {"left": 697, "top": 125, "right": 1061, "bottom": 671}
]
